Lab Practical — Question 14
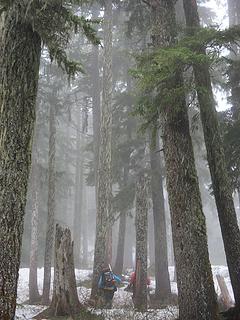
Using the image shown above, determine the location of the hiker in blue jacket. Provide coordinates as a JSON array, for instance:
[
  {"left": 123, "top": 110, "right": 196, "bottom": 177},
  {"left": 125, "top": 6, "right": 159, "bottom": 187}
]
[{"left": 98, "top": 266, "right": 121, "bottom": 308}]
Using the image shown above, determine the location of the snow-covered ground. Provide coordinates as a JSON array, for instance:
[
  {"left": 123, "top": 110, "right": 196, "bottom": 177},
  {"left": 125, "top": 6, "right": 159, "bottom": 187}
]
[{"left": 15, "top": 266, "right": 233, "bottom": 319}]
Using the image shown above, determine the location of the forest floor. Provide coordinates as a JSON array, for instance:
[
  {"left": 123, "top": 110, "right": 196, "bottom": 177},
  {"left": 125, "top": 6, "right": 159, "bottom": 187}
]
[{"left": 15, "top": 266, "right": 233, "bottom": 320}]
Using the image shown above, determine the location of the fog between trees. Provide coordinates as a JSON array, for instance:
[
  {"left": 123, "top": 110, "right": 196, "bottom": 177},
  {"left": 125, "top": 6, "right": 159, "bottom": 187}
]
[{"left": 0, "top": 0, "right": 240, "bottom": 319}]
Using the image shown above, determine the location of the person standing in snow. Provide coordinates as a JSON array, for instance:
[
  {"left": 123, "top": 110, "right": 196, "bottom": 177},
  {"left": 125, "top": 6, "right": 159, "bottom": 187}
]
[
  {"left": 98, "top": 266, "right": 121, "bottom": 308},
  {"left": 125, "top": 271, "right": 151, "bottom": 303}
]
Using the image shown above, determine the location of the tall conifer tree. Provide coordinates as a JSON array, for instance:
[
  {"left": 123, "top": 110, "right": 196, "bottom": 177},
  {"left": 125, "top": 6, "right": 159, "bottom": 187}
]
[
  {"left": 0, "top": 1, "right": 98, "bottom": 317},
  {"left": 183, "top": 0, "right": 240, "bottom": 307},
  {"left": 135, "top": 1, "right": 220, "bottom": 319}
]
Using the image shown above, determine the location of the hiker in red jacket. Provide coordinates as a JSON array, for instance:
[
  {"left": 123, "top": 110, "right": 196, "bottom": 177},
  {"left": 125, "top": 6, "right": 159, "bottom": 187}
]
[
  {"left": 125, "top": 271, "right": 151, "bottom": 301},
  {"left": 129, "top": 271, "right": 151, "bottom": 286}
]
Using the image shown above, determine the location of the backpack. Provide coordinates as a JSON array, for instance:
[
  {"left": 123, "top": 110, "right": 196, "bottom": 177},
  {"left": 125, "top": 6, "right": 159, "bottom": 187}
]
[{"left": 102, "top": 271, "right": 115, "bottom": 289}]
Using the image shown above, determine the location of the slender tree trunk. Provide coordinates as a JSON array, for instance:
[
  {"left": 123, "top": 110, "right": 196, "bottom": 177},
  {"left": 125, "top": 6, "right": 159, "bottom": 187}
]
[
  {"left": 124, "top": 218, "right": 134, "bottom": 270},
  {"left": 73, "top": 107, "right": 83, "bottom": 268},
  {"left": 114, "top": 211, "right": 127, "bottom": 275},
  {"left": 0, "top": 8, "right": 41, "bottom": 319},
  {"left": 81, "top": 107, "right": 88, "bottom": 269},
  {"left": 29, "top": 130, "right": 41, "bottom": 304},
  {"left": 149, "top": 131, "right": 171, "bottom": 302},
  {"left": 150, "top": 1, "right": 219, "bottom": 319},
  {"left": 114, "top": 162, "right": 130, "bottom": 274},
  {"left": 183, "top": 0, "right": 240, "bottom": 308},
  {"left": 39, "top": 225, "right": 81, "bottom": 317},
  {"left": 228, "top": 0, "right": 240, "bottom": 222},
  {"left": 90, "top": 0, "right": 113, "bottom": 301},
  {"left": 61, "top": 118, "right": 70, "bottom": 221},
  {"left": 91, "top": 8, "right": 101, "bottom": 197},
  {"left": 134, "top": 173, "right": 148, "bottom": 311},
  {"left": 148, "top": 210, "right": 155, "bottom": 269},
  {"left": 42, "top": 104, "right": 56, "bottom": 305},
  {"left": 82, "top": 184, "right": 89, "bottom": 269}
]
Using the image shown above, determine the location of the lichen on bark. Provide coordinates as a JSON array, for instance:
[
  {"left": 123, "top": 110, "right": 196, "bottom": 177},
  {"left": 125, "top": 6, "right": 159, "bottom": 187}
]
[{"left": 0, "top": 7, "right": 41, "bottom": 318}]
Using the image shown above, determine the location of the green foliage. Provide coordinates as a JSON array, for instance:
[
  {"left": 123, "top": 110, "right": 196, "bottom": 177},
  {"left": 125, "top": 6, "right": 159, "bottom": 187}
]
[
  {"left": 132, "top": 26, "right": 240, "bottom": 130},
  {"left": 0, "top": 0, "right": 100, "bottom": 78}
]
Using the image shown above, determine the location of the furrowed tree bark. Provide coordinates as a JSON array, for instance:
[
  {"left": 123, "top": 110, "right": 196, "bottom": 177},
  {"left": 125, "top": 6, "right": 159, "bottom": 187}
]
[
  {"left": 114, "top": 63, "right": 132, "bottom": 275},
  {"left": 134, "top": 173, "right": 148, "bottom": 311},
  {"left": 0, "top": 7, "right": 41, "bottom": 319},
  {"left": 90, "top": 0, "right": 113, "bottom": 301},
  {"left": 183, "top": 0, "right": 240, "bottom": 308},
  {"left": 29, "top": 128, "right": 41, "bottom": 304},
  {"left": 42, "top": 103, "right": 56, "bottom": 305},
  {"left": 40, "top": 224, "right": 81, "bottom": 317},
  {"left": 149, "top": 131, "right": 171, "bottom": 302},
  {"left": 150, "top": 1, "right": 219, "bottom": 319}
]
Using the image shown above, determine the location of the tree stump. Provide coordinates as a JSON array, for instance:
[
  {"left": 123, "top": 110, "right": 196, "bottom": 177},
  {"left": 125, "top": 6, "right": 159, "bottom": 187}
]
[{"left": 38, "top": 224, "right": 81, "bottom": 317}]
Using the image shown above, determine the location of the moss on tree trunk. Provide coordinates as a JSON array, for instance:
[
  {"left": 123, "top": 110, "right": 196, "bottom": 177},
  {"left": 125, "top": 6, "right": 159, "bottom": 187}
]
[
  {"left": 91, "top": 0, "right": 113, "bottom": 301},
  {"left": 150, "top": 1, "right": 219, "bottom": 319},
  {"left": 134, "top": 173, "right": 148, "bottom": 311},
  {"left": 183, "top": 0, "right": 240, "bottom": 308},
  {"left": 0, "top": 8, "right": 41, "bottom": 319}
]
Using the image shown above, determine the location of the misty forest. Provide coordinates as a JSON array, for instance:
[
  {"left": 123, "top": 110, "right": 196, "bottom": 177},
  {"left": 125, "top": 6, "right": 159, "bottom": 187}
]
[{"left": 1, "top": 0, "right": 240, "bottom": 320}]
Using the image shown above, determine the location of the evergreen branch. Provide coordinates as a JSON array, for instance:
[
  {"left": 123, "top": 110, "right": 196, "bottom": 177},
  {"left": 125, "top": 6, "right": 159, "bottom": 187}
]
[
  {"left": 132, "top": 25, "right": 240, "bottom": 130},
  {"left": 1, "top": 0, "right": 100, "bottom": 77}
]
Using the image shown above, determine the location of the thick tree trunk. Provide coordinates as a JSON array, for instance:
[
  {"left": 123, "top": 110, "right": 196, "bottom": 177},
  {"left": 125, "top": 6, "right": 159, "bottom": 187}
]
[
  {"left": 42, "top": 104, "right": 56, "bottom": 305},
  {"left": 73, "top": 107, "right": 83, "bottom": 268},
  {"left": 183, "top": 0, "right": 240, "bottom": 308},
  {"left": 105, "top": 227, "right": 113, "bottom": 266},
  {"left": 149, "top": 132, "right": 171, "bottom": 302},
  {"left": 134, "top": 174, "right": 148, "bottom": 311},
  {"left": 41, "top": 224, "right": 81, "bottom": 317},
  {"left": 29, "top": 131, "right": 41, "bottom": 304},
  {"left": 150, "top": 1, "right": 219, "bottom": 319},
  {"left": 90, "top": 0, "right": 113, "bottom": 301},
  {"left": 0, "top": 8, "right": 41, "bottom": 319}
]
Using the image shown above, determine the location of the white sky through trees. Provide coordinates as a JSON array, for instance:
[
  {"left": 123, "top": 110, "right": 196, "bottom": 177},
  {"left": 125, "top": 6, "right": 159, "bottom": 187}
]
[{"left": 207, "top": 0, "right": 230, "bottom": 111}]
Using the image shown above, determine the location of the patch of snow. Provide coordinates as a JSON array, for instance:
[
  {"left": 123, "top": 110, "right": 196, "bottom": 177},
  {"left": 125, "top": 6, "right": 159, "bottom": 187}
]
[{"left": 15, "top": 266, "right": 233, "bottom": 319}]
